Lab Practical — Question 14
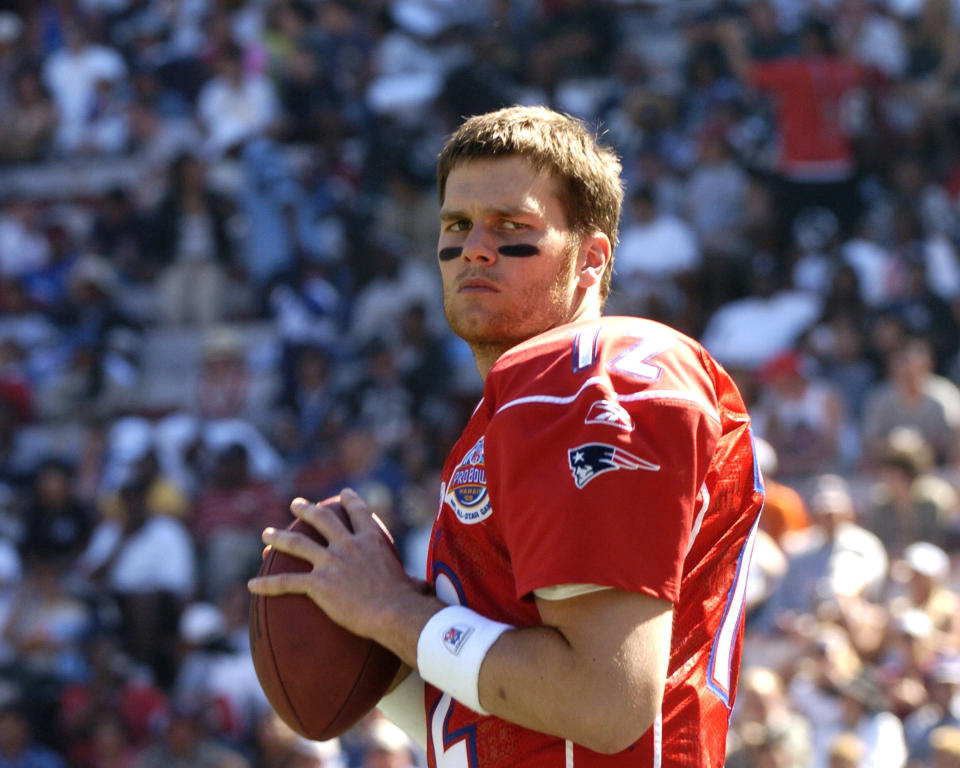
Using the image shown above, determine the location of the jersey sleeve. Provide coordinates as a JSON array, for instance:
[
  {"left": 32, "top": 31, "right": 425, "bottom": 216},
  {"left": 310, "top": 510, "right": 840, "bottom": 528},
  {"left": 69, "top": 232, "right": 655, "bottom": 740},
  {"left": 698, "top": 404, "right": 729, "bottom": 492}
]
[{"left": 483, "top": 322, "right": 722, "bottom": 603}]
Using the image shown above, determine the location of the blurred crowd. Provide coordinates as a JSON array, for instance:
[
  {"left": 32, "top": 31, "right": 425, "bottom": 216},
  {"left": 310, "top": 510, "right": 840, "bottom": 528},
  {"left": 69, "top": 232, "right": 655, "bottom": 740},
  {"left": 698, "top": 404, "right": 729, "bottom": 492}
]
[{"left": 1, "top": 0, "right": 960, "bottom": 766}]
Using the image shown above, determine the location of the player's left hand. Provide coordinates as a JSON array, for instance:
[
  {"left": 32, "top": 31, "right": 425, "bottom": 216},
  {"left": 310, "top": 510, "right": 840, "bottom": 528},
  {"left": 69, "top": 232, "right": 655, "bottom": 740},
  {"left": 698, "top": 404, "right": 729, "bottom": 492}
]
[{"left": 247, "top": 488, "right": 426, "bottom": 643}]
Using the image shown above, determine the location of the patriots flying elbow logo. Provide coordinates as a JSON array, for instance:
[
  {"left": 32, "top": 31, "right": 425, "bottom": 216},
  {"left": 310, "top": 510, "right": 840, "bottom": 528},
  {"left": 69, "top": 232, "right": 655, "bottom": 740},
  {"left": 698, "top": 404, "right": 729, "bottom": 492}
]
[{"left": 568, "top": 443, "right": 660, "bottom": 489}]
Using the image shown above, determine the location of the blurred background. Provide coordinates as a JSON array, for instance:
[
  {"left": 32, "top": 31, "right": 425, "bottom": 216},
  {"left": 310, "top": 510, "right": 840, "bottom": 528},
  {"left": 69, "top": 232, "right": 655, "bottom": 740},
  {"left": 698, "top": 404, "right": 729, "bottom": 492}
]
[{"left": 0, "top": 0, "right": 959, "bottom": 766}]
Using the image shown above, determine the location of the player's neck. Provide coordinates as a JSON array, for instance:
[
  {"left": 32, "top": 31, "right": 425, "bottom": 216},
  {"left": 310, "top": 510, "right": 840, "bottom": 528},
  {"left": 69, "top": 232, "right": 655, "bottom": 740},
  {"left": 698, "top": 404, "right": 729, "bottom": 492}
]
[
  {"left": 473, "top": 343, "right": 512, "bottom": 381},
  {"left": 473, "top": 303, "right": 604, "bottom": 381}
]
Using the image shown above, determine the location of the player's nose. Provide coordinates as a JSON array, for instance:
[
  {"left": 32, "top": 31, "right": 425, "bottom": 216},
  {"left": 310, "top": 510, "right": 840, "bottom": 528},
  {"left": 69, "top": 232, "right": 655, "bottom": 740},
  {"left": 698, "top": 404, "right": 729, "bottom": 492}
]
[{"left": 460, "top": 226, "right": 498, "bottom": 265}]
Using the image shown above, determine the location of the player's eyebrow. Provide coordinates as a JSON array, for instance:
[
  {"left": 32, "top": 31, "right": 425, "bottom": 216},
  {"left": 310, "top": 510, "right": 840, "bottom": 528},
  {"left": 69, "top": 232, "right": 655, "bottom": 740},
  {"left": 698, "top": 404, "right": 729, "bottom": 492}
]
[{"left": 439, "top": 204, "right": 541, "bottom": 223}]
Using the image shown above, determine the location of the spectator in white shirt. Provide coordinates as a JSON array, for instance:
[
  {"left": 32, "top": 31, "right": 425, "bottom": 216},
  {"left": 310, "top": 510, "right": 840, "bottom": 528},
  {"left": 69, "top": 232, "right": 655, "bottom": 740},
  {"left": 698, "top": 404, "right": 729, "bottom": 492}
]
[
  {"left": 197, "top": 42, "right": 279, "bottom": 158},
  {"left": 42, "top": 21, "right": 126, "bottom": 154},
  {"left": 77, "top": 476, "right": 196, "bottom": 684},
  {"left": 611, "top": 185, "right": 700, "bottom": 321}
]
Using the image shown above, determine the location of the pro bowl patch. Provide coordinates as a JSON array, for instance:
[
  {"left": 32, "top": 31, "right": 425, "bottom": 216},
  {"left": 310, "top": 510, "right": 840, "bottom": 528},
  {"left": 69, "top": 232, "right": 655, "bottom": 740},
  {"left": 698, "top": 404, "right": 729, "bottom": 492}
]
[{"left": 444, "top": 437, "right": 492, "bottom": 524}]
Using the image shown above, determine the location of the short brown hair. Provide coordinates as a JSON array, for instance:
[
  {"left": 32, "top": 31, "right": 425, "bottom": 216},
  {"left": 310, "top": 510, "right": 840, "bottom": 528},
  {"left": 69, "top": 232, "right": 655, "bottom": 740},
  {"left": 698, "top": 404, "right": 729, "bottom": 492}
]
[{"left": 437, "top": 105, "right": 624, "bottom": 302}]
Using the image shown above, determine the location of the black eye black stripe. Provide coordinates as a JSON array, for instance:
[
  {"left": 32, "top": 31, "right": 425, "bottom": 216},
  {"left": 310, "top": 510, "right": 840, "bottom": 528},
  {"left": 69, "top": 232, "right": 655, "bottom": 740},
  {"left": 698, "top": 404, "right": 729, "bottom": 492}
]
[
  {"left": 498, "top": 244, "right": 539, "bottom": 257},
  {"left": 438, "top": 244, "right": 541, "bottom": 260}
]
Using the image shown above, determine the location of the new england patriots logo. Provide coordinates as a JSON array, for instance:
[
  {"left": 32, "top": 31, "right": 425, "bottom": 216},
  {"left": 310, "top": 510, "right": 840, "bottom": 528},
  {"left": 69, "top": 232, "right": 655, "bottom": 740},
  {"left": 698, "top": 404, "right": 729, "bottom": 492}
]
[{"left": 568, "top": 443, "right": 660, "bottom": 489}]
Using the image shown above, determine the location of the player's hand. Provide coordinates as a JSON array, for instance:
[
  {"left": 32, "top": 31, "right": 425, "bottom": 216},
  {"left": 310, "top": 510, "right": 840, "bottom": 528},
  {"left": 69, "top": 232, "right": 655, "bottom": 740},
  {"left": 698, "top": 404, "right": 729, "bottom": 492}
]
[{"left": 247, "top": 488, "right": 424, "bottom": 642}]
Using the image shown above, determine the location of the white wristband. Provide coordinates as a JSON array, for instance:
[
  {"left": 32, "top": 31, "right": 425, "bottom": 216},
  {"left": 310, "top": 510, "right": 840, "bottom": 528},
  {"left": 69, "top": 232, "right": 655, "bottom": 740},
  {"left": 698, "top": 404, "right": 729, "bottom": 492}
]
[{"left": 416, "top": 606, "right": 513, "bottom": 715}]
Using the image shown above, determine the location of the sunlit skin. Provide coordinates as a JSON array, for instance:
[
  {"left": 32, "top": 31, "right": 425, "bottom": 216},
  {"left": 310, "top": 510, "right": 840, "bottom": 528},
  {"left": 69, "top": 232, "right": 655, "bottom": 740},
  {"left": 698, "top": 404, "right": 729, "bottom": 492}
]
[{"left": 438, "top": 156, "right": 609, "bottom": 377}]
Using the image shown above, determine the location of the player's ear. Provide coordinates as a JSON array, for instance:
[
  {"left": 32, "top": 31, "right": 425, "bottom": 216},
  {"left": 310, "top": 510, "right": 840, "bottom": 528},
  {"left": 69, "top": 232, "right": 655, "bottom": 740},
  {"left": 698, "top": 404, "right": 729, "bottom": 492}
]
[{"left": 576, "top": 232, "right": 611, "bottom": 291}]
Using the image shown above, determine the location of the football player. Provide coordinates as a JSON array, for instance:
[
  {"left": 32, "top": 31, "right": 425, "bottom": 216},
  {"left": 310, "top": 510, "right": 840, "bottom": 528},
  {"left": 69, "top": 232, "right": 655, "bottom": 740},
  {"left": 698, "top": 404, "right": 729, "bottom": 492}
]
[{"left": 250, "top": 105, "right": 765, "bottom": 767}]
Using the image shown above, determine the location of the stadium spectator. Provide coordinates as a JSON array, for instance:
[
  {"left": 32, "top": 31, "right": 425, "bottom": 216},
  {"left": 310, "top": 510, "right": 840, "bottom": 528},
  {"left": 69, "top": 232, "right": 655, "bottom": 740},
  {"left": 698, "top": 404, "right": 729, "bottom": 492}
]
[
  {"left": 700, "top": 251, "right": 822, "bottom": 370},
  {"left": 147, "top": 154, "right": 234, "bottom": 327},
  {"left": 21, "top": 458, "right": 90, "bottom": 559},
  {"left": 57, "top": 632, "right": 167, "bottom": 764},
  {"left": 730, "top": 666, "right": 812, "bottom": 768},
  {"left": 99, "top": 447, "right": 191, "bottom": 523},
  {"left": 719, "top": 15, "right": 869, "bottom": 241},
  {"left": 132, "top": 700, "right": 249, "bottom": 768},
  {"left": 753, "top": 436, "right": 811, "bottom": 546},
  {"left": 77, "top": 477, "right": 195, "bottom": 685},
  {"left": 753, "top": 349, "right": 849, "bottom": 479},
  {"left": 90, "top": 189, "right": 151, "bottom": 286},
  {"left": 0, "top": 11, "right": 24, "bottom": 113},
  {"left": 788, "top": 624, "right": 865, "bottom": 768},
  {"left": 837, "top": 0, "right": 908, "bottom": 77},
  {"left": 41, "top": 20, "right": 127, "bottom": 156},
  {"left": 274, "top": 344, "right": 343, "bottom": 459},
  {"left": 833, "top": 672, "right": 908, "bottom": 768},
  {"left": 687, "top": 121, "right": 750, "bottom": 246},
  {"left": 1, "top": 554, "right": 90, "bottom": 686},
  {"left": 0, "top": 702, "right": 65, "bottom": 768},
  {"left": 0, "top": 71, "right": 57, "bottom": 165},
  {"left": 195, "top": 329, "right": 254, "bottom": 423},
  {"left": 197, "top": 42, "right": 279, "bottom": 159},
  {"left": 862, "top": 338, "right": 960, "bottom": 467},
  {"left": 760, "top": 474, "right": 888, "bottom": 630},
  {"left": 902, "top": 657, "right": 960, "bottom": 763},
  {"left": 82, "top": 710, "right": 141, "bottom": 768},
  {"left": 191, "top": 443, "right": 287, "bottom": 602},
  {"left": 24, "top": 213, "right": 80, "bottom": 313},
  {"left": 347, "top": 234, "right": 438, "bottom": 349},
  {"left": 866, "top": 429, "right": 958, "bottom": 553},
  {"left": 805, "top": 283, "right": 877, "bottom": 420},
  {"left": 172, "top": 602, "right": 266, "bottom": 741},
  {"left": 124, "top": 95, "right": 203, "bottom": 177},
  {"left": 236, "top": 138, "right": 314, "bottom": 287},
  {"left": 346, "top": 339, "right": 414, "bottom": 452},
  {"left": 886, "top": 542, "right": 958, "bottom": 638},
  {"left": 612, "top": 184, "right": 701, "bottom": 326},
  {"left": 827, "top": 732, "right": 866, "bottom": 768},
  {"left": 0, "top": 202, "right": 51, "bottom": 280}
]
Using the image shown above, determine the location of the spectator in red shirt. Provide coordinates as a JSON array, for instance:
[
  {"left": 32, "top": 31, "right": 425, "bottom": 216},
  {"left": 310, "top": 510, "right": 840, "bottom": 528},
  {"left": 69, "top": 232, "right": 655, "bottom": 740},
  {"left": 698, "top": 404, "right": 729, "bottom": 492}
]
[
  {"left": 192, "top": 443, "right": 288, "bottom": 602},
  {"left": 720, "top": 16, "right": 870, "bottom": 245}
]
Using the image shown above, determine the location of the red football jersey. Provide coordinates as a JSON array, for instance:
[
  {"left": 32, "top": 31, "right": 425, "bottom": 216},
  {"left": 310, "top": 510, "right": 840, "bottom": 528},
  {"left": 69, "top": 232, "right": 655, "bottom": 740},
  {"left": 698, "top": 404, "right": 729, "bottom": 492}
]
[{"left": 425, "top": 316, "right": 764, "bottom": 768}]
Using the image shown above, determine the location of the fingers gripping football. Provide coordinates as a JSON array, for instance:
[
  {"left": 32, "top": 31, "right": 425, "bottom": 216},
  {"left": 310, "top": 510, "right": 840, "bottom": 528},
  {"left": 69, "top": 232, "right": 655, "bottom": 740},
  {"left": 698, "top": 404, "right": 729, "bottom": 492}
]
[{"left": 249, "top": 489, "right": 410, "bottom": 641}]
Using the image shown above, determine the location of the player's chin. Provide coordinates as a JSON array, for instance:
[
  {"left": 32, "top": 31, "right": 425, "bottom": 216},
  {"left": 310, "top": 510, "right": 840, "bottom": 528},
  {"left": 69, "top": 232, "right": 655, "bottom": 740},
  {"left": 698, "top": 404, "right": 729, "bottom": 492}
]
[
  {"left": 450, "top": 317, "right": 520, "bottom": 348},
  {"left": 446, "top": 307, "right": 494, "bottom": 339}
]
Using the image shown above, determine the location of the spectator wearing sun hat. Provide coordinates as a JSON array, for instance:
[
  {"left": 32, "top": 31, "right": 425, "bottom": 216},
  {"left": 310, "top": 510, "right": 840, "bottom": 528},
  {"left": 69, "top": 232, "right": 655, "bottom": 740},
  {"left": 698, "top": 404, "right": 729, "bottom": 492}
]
[
  {"left": 754, "top": 474, "right": 888, "bottom": 640},
  {"left": 888, "top": 541, "right": 957, "bottom": 638}
]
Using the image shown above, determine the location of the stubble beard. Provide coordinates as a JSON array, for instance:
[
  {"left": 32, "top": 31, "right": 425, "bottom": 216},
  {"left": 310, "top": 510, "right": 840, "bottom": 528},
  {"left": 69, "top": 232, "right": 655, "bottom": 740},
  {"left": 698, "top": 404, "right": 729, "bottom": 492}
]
[{"left": 443, "top": 242, "right": 580, "bottom": 358}]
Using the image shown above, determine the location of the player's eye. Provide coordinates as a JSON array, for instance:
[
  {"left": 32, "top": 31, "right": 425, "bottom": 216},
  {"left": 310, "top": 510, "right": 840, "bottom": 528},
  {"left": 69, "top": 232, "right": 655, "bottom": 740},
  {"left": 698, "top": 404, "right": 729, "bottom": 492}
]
[
  {"left": 500, "top": 220, "right": 526, "bottom": 231},
  {"left": 447, "top": 219, "right": 471, "bottom": 232}
]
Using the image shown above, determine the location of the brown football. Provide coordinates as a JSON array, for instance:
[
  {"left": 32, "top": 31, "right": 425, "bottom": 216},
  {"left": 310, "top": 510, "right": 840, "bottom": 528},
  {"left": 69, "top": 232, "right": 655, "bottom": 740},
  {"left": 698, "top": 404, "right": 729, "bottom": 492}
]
[{"left": 249, "top": 498, "right": 402, "bottom": 740}]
